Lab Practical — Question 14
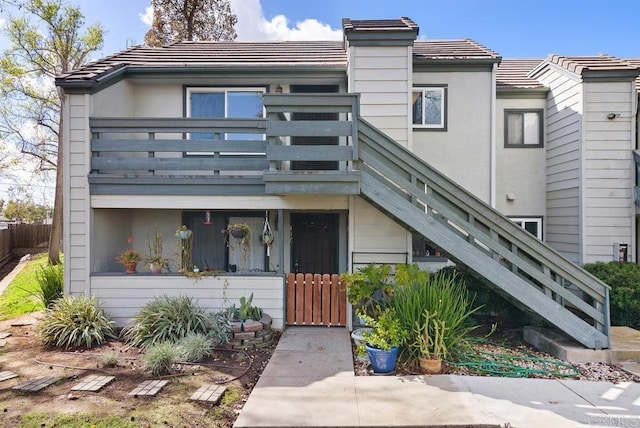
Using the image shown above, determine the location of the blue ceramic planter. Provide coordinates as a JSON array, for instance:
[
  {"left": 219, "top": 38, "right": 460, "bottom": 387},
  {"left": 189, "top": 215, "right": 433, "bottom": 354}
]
[{"left": 365, "top": 344, "right": 398, "bottom": 374}]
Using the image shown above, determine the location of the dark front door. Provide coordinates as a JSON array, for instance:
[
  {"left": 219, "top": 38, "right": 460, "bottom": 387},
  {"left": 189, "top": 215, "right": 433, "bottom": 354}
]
[
  {"left": 290, "top": 85, "right": 339, "bottom": 171},
  {"left": 290, "top": 213, "right": 339, "bottom": 275}
]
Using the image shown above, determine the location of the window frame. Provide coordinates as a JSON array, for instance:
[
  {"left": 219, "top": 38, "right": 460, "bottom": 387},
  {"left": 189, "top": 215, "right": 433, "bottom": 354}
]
[
  {"left": 185, "top": 87, "right": 266, "bottom": 120},
  {"left": 509, "top": 217, "right": 543, "bottom": 240},
  {"left": 412, "top": 85, "right": 448, "bottom": 131},
  {"left": 504, "top": 109, "right": 544, "bottom": 148},
  {"left": 184, "top": 86, "right": 267, "bottom": 156}
]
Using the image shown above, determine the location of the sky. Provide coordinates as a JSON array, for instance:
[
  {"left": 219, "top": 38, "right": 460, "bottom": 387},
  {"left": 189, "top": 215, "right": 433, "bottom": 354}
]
[
  {"left": 43, "top": 0, "right": 640, "bottom": 59},
  {"left": 0, "top": 0, "right": 639, "bottom": 206}
]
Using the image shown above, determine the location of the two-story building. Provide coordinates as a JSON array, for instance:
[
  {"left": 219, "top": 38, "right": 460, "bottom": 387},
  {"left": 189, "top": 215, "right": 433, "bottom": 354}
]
[{"left": 56, "top": 17, "right": 639, "bottom": 350}]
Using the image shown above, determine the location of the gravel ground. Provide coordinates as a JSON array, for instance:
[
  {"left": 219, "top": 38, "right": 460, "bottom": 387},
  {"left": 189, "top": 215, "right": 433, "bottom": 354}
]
[{"left": 354, "top": 338, "right": 640, "bottom": 383}]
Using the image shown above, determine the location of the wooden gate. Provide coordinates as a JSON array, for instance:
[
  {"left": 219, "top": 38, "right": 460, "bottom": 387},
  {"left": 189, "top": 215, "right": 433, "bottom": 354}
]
[{"left": 286, "top": 273, "right": 347, "bottom": 326}]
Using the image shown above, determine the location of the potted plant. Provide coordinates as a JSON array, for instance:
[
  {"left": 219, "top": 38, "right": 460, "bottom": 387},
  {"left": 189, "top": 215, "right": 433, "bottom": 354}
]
[
  {"left": 144, "top": 225, "right": 170, "bottom": 274},
  {"left": 341, "top": 263, "right": 393, "bottom": 321},
  {"left": 360, "top": 306, "right": 408, "bottom": 374},
  {"left": 222, "top": 222, "right": 252, "bottom": 271},
  {"left": 415, "top": 310, "right": 447, "bottom": 374},
  {"left": 116, "top": 248, "right": 142, "bottom": 274}
]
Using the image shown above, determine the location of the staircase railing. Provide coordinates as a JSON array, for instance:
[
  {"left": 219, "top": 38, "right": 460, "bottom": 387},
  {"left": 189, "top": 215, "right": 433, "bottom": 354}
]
[{"left": 357, "top": 117, "right": 610, "bottom": 349}]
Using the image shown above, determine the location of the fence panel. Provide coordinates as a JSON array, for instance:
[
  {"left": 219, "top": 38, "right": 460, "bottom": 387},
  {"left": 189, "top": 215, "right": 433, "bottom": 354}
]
[
  {"left": 0, "top": 229, "right": 10, "bottom": 262},
  {"left": 9, "top": 224, "right": 51, "bottom": 249}
]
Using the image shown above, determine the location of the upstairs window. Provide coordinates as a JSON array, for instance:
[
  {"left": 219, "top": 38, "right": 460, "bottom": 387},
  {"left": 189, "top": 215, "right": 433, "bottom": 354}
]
[
  {"left": 505, "top": 109, "right": 543, "bottom": 147},
  {"left": 412, "top": 86, "right": 447, "bottom": 130},
  {"left": 187, "top": 88, "right": 264, "bottom": 140}
]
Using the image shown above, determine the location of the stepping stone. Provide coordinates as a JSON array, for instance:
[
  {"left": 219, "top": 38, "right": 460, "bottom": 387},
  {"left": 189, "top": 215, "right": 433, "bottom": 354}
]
[
  {"left": 0, "top": 332, "right": 11, "bottom": 339},
  {"left": 0, "top": 339, "right": 6, "bottom": 347},
  {"left": 0, "top": 371, "right": 18, "bottom": 382},
  {"left": 10, "top": 319, "right": 35, "bottom": 327},
  {"left": 129, "top": 379, "right": 168, "bottom": 397},
  {"left": 71, "top": 375, "right": 115, "bottom": 392},
  {"left": 12, "top": 376, "right": 61, "bottom": 392},
  {"left": 190, "top": 384, "right": 227, "bottom": 403}
]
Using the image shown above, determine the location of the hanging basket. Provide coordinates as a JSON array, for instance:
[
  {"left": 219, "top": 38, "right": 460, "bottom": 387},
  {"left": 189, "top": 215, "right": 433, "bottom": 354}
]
[{"left": 230, "top": 229, "right": 246, "bottom": 239}]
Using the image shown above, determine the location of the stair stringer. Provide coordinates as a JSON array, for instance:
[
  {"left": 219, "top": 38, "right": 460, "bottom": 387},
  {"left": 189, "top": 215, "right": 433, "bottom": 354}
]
[{"left": 360, "top": 171, "right": 609, "bottom": 350}]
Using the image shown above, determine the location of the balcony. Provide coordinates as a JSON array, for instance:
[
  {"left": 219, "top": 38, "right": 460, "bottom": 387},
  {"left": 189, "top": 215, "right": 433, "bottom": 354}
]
[{"left": 88, "top": 94, "right": 361, "bottom": 196}]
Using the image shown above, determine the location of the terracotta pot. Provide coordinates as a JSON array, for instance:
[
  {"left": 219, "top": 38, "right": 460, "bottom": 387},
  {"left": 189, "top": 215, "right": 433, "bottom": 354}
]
[
  {"left": 124, "top": 261, "right": 138, "bottom": 274},
  {"left": 419, "top": 357, "right": 442, "bottom": 374}
]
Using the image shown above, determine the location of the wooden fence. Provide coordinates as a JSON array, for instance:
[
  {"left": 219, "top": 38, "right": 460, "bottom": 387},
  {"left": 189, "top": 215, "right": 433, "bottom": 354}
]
[
  {"left": 0, "top": 229, "right": 10, "bottom": 264},
  {"left": 8, "top": 223, "right": 51, "bottom": 250},
  {"left": 286, "top": 273, "right": 347, "bottom": 327}
]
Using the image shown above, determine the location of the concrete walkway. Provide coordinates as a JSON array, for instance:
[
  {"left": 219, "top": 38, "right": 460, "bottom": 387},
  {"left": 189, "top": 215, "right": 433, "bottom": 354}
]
[
  {"left": 0, "top": 255, "right": 30, "bottom": 296},
  {"left": 234, "top": 327, "right": 640, "bottom": 428}
]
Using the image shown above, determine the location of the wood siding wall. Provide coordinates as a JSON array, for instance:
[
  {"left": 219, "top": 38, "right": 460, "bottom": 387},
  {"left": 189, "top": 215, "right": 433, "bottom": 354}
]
[
  {"left": 66, "top": 93, "right": 90, "bottom": 295},
  {"left": 583, "top": 81, "right": 635, "bottom": 263},
  {"left": 349, "top": 46, "right": 410, "bottom": 147},
  {"left": 537, "top": 69, "right": 583, "bottom": 263},
  {"left": 350, "top": 196, "right": 409, "bottom": 267},
  {"left": 90, "top": 275, "right": 284, "bottom": 329}
]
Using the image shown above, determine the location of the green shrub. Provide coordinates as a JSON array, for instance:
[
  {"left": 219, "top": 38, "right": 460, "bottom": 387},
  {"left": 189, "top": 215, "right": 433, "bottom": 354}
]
[
  {"left": 122, "top": 295, "right": 209, "bottom": 348},
  {"left": 98, "top": 351, "right": 120, "bottom": 368},
  {"left": 359, "top": 306, "right": 408, "bottom": 351},
  {"left": 176, "top": 333, "right": 212, "bottom": 362},
  {"left": 208, "top": 310, "right": 233, "bottom": 346},
  {"left": 35, "top": 263, "right": 63, "bottom": 308},
  {"left": 583, "top": 261, "right": 640, "bottom": 327},
  {"left": 341, "top": 263, "right": 393, "bottom": 318},
  {"left": 141, "top": 342, "right": 179, "bottom": 376},
  {"left": 438, "top": 265, "right": 536, "bottom": 327},
  {"left": 391, "top": 264, "right": 481, "bottom": 361},
  {"left": 37, "top": 295, "right": 116, "bottom": 349}
]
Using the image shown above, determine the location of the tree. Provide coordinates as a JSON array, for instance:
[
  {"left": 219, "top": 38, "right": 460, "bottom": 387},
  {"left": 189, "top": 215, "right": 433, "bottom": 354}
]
[
  {"left": 1, "top": 0, "right": 104, "bottom": 264},
  {"left": 144, "top": 0, "right": 237, "bottom": 47},
  {"left": 3, "top": 198, "right": 51, "bottom": 223}
]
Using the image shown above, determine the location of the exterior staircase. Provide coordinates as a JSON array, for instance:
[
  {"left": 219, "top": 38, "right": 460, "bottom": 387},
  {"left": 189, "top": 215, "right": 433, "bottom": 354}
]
[{"left": 356, "top": 118, "right": 610, "bottom": 350}]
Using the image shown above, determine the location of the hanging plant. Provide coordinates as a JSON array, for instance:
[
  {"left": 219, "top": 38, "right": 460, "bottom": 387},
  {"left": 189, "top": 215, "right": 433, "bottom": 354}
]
[
  {"left": 260, "top": 213, "right": 274, "bottom": 256},
  {"left": 222, "top": 223, "right": 252, "bottom": 271},
  {"left": 175, "top": 225, "right": 193, "bottom": 273}
]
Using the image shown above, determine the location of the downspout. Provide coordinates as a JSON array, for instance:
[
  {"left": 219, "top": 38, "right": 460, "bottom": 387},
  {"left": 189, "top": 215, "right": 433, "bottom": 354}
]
[{"left": 490, "top": 63, "right": 497, "bottom": 207}]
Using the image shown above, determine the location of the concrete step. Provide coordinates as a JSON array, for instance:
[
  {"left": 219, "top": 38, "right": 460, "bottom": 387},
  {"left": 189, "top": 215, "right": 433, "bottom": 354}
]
[{"left": 525, "top": 326, "right": 640, "bottom": 363}]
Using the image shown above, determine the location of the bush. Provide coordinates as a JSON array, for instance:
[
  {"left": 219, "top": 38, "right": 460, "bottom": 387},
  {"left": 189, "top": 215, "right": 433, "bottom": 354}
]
[
  {"left": 176, "top": 333, "right": 212, "bottom": 362},
  {"left": 35, "top": 263, "right": 63, "bottom": 308},
  {"left": 208, "top": 310, "right": 233, "bottom": 346},
  {"left": 583, "top": 261, "right": 640, "bottom": 327},
  {"left": 391, "top": 264, "right": 481, "bottom": 361},
  {"left": 98, "top": 351, "right": 120, "bottom": 368},
  {"left": 37, "top": 295, "right": 116, "bottom": 349},
  {"left": 122, "top": 295, "right": 209, "bottom": 348},
  {"left": 141, "top": 342, "right": 179, "bottom": 376},
  {"left": 438, "top": 265, "right": 536, "bottom": 327}
]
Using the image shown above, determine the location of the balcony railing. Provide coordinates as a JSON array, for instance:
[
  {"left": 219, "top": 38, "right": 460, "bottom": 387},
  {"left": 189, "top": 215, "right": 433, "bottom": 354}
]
[{"left": 88, "top": 93, "right": 361, "bottom": 196}]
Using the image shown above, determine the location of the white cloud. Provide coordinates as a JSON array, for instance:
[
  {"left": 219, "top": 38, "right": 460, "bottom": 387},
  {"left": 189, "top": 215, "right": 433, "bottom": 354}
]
[
  {"left": 139, "top": 6, "right": 154, "bottom": 27},
  {"left": 232, "top": 0, "right": 341, "bottom": 41},
  {"left": 137, "top": 0, "right": 341, "bottom": 41}
]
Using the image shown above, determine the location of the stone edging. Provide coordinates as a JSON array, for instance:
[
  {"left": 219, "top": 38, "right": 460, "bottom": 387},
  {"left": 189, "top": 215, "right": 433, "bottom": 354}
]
[{"left": 228, "top": 314, "right": 274, "bottom": 349}]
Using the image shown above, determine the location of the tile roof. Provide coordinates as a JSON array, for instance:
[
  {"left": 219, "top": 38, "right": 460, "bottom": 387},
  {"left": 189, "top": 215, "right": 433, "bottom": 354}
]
[
  {"left": 624, "top": 58, "right": 640, "bottom": 89},
  {"left": 496, "top": 59, "right": 545, "bottom": 90},
  {"left": 342, "top": 17, "right": 418, "bottom": 32},
  {"left": 413, "top": 39, "right": 500, "bottom": 62},
  {"left": 547, "top": 54, "right": 637, "bottom": 74},
  {"left": 56, "top": 41, "right": 347, "bottom": 85}
]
